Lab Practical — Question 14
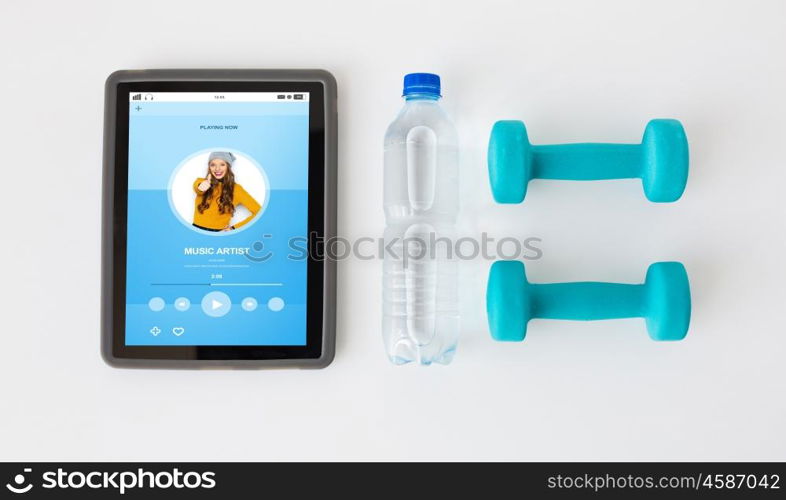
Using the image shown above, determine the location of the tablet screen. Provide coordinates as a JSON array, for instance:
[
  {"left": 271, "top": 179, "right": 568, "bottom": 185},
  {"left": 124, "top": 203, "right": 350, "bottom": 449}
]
[{"left": 125, "top": 91, "right": 310, "bottom": 346}]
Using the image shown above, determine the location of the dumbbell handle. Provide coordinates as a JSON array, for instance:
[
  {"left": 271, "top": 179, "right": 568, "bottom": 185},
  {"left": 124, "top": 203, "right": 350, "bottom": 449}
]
[
  {"left": 533, "top": 144, "right": 641, "bottom": 180},
  {"left": 530, "top": 282, "right": 644, "bottom": 320}
]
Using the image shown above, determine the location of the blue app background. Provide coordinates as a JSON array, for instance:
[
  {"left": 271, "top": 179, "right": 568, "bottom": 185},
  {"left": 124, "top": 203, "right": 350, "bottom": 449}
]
[{"left": 125, "top": 98, "right": 310, "bottom": 346}]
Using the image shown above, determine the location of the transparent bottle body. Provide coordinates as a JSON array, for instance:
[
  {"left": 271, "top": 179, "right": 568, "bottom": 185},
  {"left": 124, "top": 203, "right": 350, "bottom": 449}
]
[{"left": 383, "top": 97, "right": 459, "bottom": 365}]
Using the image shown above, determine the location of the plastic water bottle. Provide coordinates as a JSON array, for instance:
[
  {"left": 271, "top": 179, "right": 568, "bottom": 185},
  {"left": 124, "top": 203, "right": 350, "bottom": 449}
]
[{"left": 383, "top": 73, "right": 459, "bottom": 365}]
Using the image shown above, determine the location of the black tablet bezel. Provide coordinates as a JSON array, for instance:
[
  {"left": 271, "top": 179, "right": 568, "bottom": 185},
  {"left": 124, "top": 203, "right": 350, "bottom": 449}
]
[{"left": 102, "top": 71, "right": 336, "bottom": 368}]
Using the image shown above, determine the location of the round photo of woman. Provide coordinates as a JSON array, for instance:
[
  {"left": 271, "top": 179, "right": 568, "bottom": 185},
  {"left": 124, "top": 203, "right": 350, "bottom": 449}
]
[{"left": 169, "top": 149, "right": 269, "bottom": 235}]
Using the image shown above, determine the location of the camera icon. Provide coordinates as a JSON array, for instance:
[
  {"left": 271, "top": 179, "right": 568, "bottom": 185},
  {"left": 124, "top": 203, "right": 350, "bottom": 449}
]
[{"left": 5, "top": 468, "right": 33, "bottom": 494}]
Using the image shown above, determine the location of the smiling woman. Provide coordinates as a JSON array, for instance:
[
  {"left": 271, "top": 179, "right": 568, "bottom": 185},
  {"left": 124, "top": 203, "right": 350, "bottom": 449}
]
[
  {"left": 168, "top": 148, "right": 269, "bottom": 235},
  {"left": 192, "top": 151, "right": 262, "bottom": 232}
]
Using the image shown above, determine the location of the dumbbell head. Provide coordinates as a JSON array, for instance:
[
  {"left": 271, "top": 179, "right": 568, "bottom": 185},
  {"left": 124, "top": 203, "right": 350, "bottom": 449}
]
[
  {"left": 640, "top": 119, "right": 689, "bottom": 202},
  {"left": 488, "top": 120, "right": 532, "bottom": 203},
  {"left": 642, "top": 261, "right": 691, "bottom": 341},
  {"left": 486, "top": 260, "right": 691, "bottom": 342},
  {"left": 486, "top": 260, "right": 532, "bottom": 341},
  {"left": 488, "top": 119, "right": 689, "bottom": 203}
]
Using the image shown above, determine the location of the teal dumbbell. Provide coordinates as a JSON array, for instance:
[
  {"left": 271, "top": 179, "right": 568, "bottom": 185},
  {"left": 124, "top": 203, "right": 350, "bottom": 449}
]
[
  {"left": 486, "top": 261, "right": 691, "bottom": 342},
  {"left": 488, "top": 119, "right": 689, "bottom": 203}
]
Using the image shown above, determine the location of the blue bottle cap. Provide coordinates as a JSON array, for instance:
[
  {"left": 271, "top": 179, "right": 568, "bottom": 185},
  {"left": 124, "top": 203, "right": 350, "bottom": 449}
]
[{"left": 403, "top": 73, "right": 441, "bottom": 97}]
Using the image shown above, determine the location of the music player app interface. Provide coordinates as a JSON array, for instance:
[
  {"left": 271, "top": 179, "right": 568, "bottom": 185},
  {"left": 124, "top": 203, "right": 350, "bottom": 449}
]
[{"left": 125, "top": 92, "right": 309, "bottom": 345}]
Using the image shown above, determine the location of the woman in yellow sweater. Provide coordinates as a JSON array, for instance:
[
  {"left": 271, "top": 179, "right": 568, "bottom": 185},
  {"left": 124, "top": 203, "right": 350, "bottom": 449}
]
[{"left": 192, "top": 152, "right": 261, "bottom": 231}]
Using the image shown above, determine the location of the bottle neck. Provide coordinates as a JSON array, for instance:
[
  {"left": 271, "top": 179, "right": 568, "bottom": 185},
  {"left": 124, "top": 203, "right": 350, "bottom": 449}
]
[{"left": 404, "top": 93, "right": 440, "bottom": 102}]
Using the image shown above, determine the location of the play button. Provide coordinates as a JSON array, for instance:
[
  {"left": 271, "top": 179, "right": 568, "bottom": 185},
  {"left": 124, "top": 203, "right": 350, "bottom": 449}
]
[{"left": 201, "top": 291, "right": 231, "bottom": 318}]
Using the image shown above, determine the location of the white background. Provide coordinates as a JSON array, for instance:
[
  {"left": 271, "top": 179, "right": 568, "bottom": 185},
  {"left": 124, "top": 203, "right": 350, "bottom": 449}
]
[{"left": 1, "top": 0, "right": 784, "bottom": 461}]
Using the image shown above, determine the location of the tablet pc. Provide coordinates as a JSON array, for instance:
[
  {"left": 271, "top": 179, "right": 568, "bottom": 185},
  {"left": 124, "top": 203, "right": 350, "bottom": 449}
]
[{"left": 102, "top": 69, "right": 336, "bottom": 368}]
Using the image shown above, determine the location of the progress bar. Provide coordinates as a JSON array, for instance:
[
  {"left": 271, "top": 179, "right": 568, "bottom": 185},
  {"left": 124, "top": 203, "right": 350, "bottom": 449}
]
[
  {"left": 151, "top": 283, "right": 283, "bottom": 286},
  {"left": 211, "top": 283, "right": 283, "bottom": 287}
]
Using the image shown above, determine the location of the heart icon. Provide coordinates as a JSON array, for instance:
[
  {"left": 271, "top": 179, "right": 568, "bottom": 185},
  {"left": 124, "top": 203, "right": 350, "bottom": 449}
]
[{"left": 172, "top": 327, "right": 185, "bottom": 336}]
